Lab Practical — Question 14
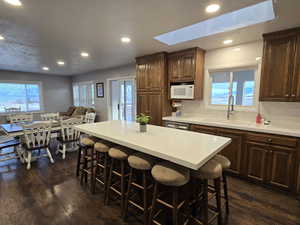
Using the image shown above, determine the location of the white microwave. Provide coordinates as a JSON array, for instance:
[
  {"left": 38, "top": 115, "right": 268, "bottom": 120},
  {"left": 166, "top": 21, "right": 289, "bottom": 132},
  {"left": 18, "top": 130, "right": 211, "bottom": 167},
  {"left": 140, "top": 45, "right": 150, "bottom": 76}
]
[{"left": 170, "top": 84, "right": 194, "bottom": 99}]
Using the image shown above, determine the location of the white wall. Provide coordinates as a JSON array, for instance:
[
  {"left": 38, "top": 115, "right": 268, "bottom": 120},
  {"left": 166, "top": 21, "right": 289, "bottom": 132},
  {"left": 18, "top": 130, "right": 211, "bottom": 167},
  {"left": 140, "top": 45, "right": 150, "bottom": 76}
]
[
  {"left": 182, "top": 41, "right": 300, "bottom": 127},
  {"left": 72, "top": 64, "right": 136, "bottom": 121}
]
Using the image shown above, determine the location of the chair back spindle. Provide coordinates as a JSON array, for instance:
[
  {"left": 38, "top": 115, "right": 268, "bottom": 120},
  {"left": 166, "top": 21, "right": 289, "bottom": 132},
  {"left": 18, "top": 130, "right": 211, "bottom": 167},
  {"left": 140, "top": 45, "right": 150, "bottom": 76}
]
[
  {"left": 84, "top": 112, "right": 96, "bottom": 123},
  {"left": 60, "top": 118, "right": 83, "bottom": 142},
  {"left": 22, "top": 122, "right": 52, "bottom": 150}
]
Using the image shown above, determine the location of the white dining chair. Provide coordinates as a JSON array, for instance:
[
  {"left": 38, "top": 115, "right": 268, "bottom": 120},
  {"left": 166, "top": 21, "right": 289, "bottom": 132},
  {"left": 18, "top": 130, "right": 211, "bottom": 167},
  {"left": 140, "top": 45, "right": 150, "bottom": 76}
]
[
  {"left": 21, "top": 122, "right": 54, "bottom": 170},
  {"left": 41, "top": 112, "right": 60, "bottom": 121},
  {"left": 8, "top": 113, "right": 33, "bottom": 124},
  {"left": 84, "top": 112, "right": 96, "bottom": 123},
  {"left": 56, "top": 118, "right": 83, "bottom": 159}
]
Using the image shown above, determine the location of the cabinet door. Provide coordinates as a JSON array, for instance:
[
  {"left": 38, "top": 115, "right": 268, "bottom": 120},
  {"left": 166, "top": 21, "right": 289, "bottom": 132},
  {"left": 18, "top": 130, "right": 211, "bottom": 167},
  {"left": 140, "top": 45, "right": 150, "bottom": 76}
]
[
  {"left": 268, "top": 145, "right": 296, "bottom": 190},
  {"left": 168, "top": 55, "right": 179, "bottom": 81},
  {"left": 217, "top": 129, "right": 243, "bottom": 174},
  {"left": 190, "top": 125, "right": 218, "bottom": 135},
  {"left": 292, "top": 36, "right": 300, "bottom": 101},
  {"left": 136, "top": 64, "right": 148, "bottom": 92},
  {"left": 137, "top": 92, "right": 149, "bottom": 115},
  {"left": 297, "top": 163, "right": 300, "bottom": 195},
  {"left": 260, "top": 36, "right": 296, "bottom": 101},
  {"left": 246, "top": 142, "right": 269, "bottom": 182},
  {"left": 148, "top": 92, "right": 162, "bottom": 126},
  {"left": 148, "top": 57, "right": 163, "bottom": 91},
  {"left": 179, "top": 51, "right": 195, "bottom": 81}
]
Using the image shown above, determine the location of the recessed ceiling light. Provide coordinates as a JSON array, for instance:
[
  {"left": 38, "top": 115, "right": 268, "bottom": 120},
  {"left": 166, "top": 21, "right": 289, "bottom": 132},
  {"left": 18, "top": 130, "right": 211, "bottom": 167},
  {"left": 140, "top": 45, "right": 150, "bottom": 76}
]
[
  {"left": 42, "top": 67, "right": 49, "bottom": 71},
  {"left": 0, "top": 35, "right": 4, "bottom": 40},
  {"left": 256, "top": 57, "right": 262, "bottom": 61},
  {"left": 206, "top": 4, "right": 220, "bottom": 13},
  {"left": 4, "top": 0, "right": 22, "bottom": 6},
  {"left": 57, "top": 60, "right": 65, "bottom": 66},
  {"left": 81, "top": 52, "right": 89, "bottom": 57},
  {"left": 223, "top": 39, "right": 233, "bottom": 45},
  {"left": 121, "top": 37, "right": 131, "bottom": 43}
]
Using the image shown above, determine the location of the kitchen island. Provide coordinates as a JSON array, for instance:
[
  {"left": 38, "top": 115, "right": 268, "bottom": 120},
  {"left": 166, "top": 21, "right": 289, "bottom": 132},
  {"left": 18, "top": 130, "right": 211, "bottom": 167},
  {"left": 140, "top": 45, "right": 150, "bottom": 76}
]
[{"left": 75, "top": 120, "right": 231, "bottom": 170}]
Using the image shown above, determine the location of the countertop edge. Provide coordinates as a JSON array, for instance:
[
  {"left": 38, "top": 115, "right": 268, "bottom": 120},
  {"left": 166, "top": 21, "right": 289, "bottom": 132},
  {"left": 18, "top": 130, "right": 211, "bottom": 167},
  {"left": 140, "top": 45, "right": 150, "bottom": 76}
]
[{"left": 162, "top": 117, "right": 300, "bottom": 138}]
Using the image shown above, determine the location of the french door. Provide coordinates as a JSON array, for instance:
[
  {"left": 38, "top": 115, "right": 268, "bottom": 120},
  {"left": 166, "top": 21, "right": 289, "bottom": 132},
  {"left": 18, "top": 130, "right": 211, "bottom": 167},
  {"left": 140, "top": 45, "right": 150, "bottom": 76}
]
[{"left": 110, "top": 78, "right": 136, "bottom": 121}]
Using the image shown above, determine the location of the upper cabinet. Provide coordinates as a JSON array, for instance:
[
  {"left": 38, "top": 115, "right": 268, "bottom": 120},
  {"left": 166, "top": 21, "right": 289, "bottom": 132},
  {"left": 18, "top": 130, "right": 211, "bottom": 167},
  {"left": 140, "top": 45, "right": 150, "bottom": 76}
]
[
  {"left": 136, "top": 52, "right": 167, "bottom": 92},
  {"left": 168, "top": 47, "right": 205, "bottom": 100},
  {"left": 136, "top": 52, "right": 171, "bottom": 126},
  {"left": 260, "top": 27, "right": 300, "bottom": 102}
]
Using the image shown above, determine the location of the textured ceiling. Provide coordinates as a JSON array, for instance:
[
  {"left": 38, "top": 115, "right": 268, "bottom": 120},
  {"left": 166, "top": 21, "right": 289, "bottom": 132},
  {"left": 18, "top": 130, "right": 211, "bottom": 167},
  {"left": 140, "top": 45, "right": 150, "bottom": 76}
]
[{"left": 0, "top": 0, "right": 300, "bottom": 76}]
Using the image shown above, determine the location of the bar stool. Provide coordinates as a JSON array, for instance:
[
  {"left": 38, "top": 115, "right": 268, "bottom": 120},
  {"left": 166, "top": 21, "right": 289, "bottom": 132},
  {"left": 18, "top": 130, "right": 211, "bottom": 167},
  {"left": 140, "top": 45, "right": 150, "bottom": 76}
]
[
  {"left": 213, "top": 154, "right": 231, "bottom": 214},
  {"left": 149, "top": 161, "right": 190, "bottom": 225},
  {"left": 92, "top": 141, "right": 110, "bottom": 197},
  {"left": 190, "top": 160, "right": 222, "bottom": 225},
  {"left": 77, "top": 137, "right": 95, "bottom": 181},
  {"left": 123, "top": 152, "right": 156, "bottom": 225},
  {"left": 106, "top": 147, "right": 132, "bottom": 213}
]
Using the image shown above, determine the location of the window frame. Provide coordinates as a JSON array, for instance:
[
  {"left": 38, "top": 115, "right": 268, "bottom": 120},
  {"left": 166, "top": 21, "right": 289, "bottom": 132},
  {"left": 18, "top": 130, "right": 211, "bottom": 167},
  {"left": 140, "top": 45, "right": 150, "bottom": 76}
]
[
  {"left": 72, "top": 81, "right": 95, "bottom": 108},
  {"left": 207, "top": 66, "right": 259, "bottom": 112},
  {"left": 0, "top": 80, "right": 44, "bottom": 114}
]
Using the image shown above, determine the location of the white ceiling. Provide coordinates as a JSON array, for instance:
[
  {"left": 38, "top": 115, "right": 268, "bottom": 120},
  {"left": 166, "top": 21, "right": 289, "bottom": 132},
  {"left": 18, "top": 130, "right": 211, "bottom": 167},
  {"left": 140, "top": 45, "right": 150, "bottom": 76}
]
[{"left": 0, "top": 0, "right": 300, "bottom": 76}]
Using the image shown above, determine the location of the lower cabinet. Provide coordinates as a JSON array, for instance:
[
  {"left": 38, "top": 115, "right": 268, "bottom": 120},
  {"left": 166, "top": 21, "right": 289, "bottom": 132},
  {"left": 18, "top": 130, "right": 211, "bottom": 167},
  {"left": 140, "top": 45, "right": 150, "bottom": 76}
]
[
  {"left": 268, "top": 145, "right": 296, "bottom": 189},
  {"left": 188, "top": 123, "right": 299, "bottom": 192},
  {"left": 246, "top": 135, "right": 297, "bottom": 191},
  {"left": 190, "top": 125, "right": 243, "bottom": 174},
  {"left": 246, "top": 142, "right": 270, "bottom": 182},
  {"left": 217, "top": 129, "right": 244, "bottom": 174}
]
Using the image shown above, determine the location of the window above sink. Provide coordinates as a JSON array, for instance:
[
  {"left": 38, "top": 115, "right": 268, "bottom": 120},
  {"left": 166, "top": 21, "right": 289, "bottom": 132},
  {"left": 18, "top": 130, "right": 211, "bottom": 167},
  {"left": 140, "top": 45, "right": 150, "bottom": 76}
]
[{"left": 208, "top": 67, "right": 258, "bottom": 111}]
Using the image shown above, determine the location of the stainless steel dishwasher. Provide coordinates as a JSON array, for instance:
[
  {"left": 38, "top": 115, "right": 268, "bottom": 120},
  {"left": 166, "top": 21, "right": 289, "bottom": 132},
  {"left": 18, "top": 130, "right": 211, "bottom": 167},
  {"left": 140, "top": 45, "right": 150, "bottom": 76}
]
[{"left": 164, "top": 121, "right": 190, "bottom": 130}]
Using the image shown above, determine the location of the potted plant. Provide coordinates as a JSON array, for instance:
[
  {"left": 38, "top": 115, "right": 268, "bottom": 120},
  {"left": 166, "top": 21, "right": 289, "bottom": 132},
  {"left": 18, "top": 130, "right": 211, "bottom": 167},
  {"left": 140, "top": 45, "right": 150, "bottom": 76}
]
[{"left": 136, "top": 113, "right": 150, "bottom": 132}]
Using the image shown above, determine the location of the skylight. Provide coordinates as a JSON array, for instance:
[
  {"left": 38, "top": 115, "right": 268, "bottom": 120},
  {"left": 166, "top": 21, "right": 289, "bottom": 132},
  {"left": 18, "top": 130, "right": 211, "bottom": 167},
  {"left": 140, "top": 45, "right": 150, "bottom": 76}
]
[{"left": 154, "top": 0, "right": 275, "bottom": 45}]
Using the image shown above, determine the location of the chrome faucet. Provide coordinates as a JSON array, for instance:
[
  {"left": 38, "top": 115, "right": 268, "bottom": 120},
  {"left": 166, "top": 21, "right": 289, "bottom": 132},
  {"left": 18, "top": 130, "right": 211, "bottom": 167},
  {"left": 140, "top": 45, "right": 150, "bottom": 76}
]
[{"left": 227, "top": 95, "right": 234, "bottom": 120}]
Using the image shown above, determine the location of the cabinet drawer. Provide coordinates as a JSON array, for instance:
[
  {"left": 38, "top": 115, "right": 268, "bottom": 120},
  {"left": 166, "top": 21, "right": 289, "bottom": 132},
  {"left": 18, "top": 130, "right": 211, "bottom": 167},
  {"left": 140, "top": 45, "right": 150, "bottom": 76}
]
[
  {"left": 247, "top": 133, "right": 298, "bottom": 148},
  {"left": 190, "top": 125, "right": 218, "bottom": 135}
]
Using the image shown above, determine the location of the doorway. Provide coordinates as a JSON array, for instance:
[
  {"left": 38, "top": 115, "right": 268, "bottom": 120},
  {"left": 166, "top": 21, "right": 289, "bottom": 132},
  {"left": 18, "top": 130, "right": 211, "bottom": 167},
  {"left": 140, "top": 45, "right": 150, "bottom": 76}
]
[{"left": 108, "top": 77, "right": 136, "bottom": 121}]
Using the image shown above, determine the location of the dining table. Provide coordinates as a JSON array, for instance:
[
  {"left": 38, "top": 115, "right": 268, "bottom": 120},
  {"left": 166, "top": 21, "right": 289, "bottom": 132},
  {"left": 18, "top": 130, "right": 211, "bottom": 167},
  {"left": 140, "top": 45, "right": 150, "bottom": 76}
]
[
  {"left": 75, "top": 120, "right": 232, "bottom": 170},
  {"left": 0, "top": 120, "right": 61, "bottom": 163}
]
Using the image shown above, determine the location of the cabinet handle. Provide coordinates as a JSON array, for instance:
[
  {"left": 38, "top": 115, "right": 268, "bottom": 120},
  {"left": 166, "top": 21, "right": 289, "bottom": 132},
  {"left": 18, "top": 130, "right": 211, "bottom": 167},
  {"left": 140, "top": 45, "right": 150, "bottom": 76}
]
[
  {"left": 285, "top": 94, "right": 289, "bottom": 97},
  {"left": 270, "top": 150, "right": 273, "bottom": 153},
  {"left": 267, "top": 138, "right": 272, "bottom": 142},
  {"left": 292, "top": 94, "right": 296, "bottom": 97}
]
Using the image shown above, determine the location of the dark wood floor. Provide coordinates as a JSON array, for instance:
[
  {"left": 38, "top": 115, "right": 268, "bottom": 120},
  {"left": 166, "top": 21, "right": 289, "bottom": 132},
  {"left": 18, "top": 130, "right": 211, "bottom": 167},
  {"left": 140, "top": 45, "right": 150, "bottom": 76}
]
[{"left": 0, "top": 149, "right": 299, "bottom": 225}]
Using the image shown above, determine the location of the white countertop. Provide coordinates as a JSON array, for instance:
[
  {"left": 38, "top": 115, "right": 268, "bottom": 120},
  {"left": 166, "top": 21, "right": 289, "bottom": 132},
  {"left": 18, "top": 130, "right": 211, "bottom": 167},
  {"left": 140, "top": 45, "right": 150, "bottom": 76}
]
[
  {"left": 163, "top": 116, "right": 300, "bottom": 138},
  {"left": 75, "top": 120, "right": 231, "bottom": 170}
]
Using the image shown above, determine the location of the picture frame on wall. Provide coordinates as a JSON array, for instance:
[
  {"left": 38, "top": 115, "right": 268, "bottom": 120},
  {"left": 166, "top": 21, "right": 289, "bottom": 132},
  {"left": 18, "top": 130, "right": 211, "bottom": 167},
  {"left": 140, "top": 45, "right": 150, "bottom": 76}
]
[{"left": 96, "top": 82, "right": 104, "bottom": 98}]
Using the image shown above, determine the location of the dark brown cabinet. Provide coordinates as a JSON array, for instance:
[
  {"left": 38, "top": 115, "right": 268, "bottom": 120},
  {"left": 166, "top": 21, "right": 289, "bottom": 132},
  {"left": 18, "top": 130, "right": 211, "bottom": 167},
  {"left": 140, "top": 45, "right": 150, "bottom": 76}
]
[
  {"left": 188, "top": 123, "right": 299, "bottom": 192},
  {"left": 268, "top": 145, "right": 295, "bottom": 189},
  {"left": 292, "top": 36, "right": 300, "bottom": 101},
  {"left": 246, "top": 142, "right": 270, "bottom": 182},
  {"left": 136, "top": 53, "right": 165, "bottom": 92},
  {"left": 168, "top": 47, "right": 205, "bottom": 100},
  {"left": 246, "top": 133, "right": 297, "bottom": 190},
  {"left": 190, "top": 124, "right": 217, "bottom": 135},
  {"left": 260, "top": 27, "right": 300, "bottom": 102},
  {"left": 217, "top": 129, "right": 244, "bottom": 174},
  {"left": 136, "top": 53, "right": 171, "bottom": 126},
  {"left": 168, "top": 49, "right": 196, "bottom": 82},
  {"left": 190, "top": 125, "right": 243, "bottom": 174}
]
